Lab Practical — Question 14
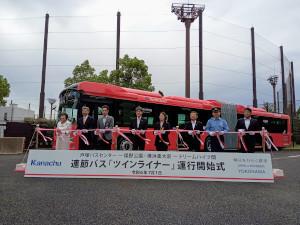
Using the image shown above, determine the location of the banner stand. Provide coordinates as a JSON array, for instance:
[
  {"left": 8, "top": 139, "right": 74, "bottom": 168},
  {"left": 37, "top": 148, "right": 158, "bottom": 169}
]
[{"left": 23, "top": 150, "right": 276, "bottom": 183}]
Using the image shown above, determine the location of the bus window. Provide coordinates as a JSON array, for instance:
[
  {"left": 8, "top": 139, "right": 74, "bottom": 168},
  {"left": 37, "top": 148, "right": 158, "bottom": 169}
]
[
  {"left": 147, "top": 117, "right": 154, "bottom": 126},
  {"left": 269, "top": 119, "right": 287, "bottom": 133},
  {"left": 116, "top": 101, "right": 136, "bottom": 126},
  {"left": 138, "top": 104, "right": 154, "bottom": 128},
  {"left": 258, "top": 117, "right": 287, "bottom": 133},
  {"left": 178, "top": 114, "right": 186, "bottom": 127},
  {"left": 98, "top": 107, "right": 103, "bottom": 115},
  {"left": 62, "top": 107, "right": 78, "bottom": 122}
]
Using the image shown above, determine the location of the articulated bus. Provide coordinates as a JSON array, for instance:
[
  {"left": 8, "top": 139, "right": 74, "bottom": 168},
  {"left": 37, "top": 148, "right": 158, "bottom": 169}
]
[{"left": 58, "top": 81, "right": 291, "bottom": 151}]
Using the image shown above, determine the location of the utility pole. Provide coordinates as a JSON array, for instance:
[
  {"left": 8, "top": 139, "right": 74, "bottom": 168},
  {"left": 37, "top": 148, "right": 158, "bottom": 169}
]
[
  {"left": 251, "top": 27, "right": 258, "bottom": 107},
  {"left": 38, "top": 13, "right": 49, "bottom": 118},
  {"left": 277, "top": 91, "right": 280, "bottom": 113},
  {"left": 267, "top": 75, "right": 279, "bottom": 112},
  {"left": 116, "top": 11, "right": 121, "bottom": 70},
  {"left": 280, "top": 46, "right": 287, "bottom": 114},
  {"left": 47, "top": 98, "right": 56, "bottom": 120},
  {"left": 198, "top": 7, "right": 205, "bottom": 100},
  {"left": 172, "top": 3, "right": 204, "bottom": 98},
  {"left": 10, "top": 100, "right": 14, "bottom": 122},
  {"left": 291, "top": 61, "right": 296, "bottom": 116}
]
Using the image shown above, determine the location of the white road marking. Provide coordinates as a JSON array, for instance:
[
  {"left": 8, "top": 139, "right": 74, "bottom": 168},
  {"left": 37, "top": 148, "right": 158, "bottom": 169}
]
[
  {"left": 288, "top": 154, "right": 300, "bottom": 158},
  {"left": 272, "top": 154, "right": 300, "bottom": 160}
]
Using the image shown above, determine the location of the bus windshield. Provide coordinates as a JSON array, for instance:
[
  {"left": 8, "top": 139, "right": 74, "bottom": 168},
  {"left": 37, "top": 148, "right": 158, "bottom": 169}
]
[{"left": 58, "top": 89, "right": 80, "bottom": 121}]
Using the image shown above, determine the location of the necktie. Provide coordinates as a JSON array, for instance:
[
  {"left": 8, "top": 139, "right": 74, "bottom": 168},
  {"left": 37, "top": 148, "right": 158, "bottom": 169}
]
[{"left": 137, "top": 118, "right": 140, "bottom": 128}]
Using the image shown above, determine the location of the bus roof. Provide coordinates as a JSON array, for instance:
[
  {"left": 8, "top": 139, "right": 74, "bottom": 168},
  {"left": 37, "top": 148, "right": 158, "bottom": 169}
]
[{"left": 73, "top": 81, "right": 289, "bottom": 120}]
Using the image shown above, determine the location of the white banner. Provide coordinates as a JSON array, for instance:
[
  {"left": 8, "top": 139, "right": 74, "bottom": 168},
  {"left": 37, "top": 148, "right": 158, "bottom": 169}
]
[{"left": 25, "top": 150, "right": 274, "bottom": 183}]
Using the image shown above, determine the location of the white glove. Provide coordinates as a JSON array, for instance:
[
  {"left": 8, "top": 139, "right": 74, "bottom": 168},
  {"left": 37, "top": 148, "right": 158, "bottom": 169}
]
[
  {"left": 154, "top": 131, "right": 158, "bottom": 135},
  {"left": 196, "top": 130, "right": 201, "bottom": 135},
  {"left": 188, "top": 131, "right": 193, "bottom": 135},
  {"left": 219, "top": 131, "right": 225, "bottom": 135},
  {"left": 209, "top": 132, "right": 215, "bottom": 136},
  {"left": 140, "top": 130, "right": 145, "bottom": 135}
]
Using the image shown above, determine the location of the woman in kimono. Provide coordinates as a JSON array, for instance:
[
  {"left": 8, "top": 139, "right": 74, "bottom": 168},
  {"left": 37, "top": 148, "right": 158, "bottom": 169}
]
[{"left": 56, "top": 112, "right": 72, "bottom": 150}]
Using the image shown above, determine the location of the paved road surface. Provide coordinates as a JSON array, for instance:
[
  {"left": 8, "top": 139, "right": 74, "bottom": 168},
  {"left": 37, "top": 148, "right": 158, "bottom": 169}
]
[{"left": 0, "top": 150, "right": 299, "bottom": 225}]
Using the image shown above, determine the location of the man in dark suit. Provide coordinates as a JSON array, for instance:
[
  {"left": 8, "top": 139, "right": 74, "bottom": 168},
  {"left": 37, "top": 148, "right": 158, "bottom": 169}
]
[
  {"left": 184, "top": 111, "right": 203, "bottom": 152},
  {"left": 77, "top": 106, "right": 95, "bottom": 150},
  {"left": 130, "top": 106, "right": 148, "bottom": 150},
  {"left": 235, "top": 107, "right": 260, "bottom": 153}
]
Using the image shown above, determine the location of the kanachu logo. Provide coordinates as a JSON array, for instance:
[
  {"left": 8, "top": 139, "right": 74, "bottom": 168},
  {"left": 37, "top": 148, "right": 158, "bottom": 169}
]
[{"left": 31, "top": 160, "right": 62, "bottom": 167}]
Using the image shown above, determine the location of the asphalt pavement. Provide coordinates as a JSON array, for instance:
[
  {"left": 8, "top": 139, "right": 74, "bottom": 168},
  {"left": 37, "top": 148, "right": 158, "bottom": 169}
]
[{"left": 0, "top": 150, "right": 299, "bottom": 225}]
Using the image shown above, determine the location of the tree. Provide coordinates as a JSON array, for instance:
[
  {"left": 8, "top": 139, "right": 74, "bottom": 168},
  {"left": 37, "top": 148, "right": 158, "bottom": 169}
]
[
  {"left": 0, "top": 75, "right": 10, "bottom": 106},
  {"left": 262, "top": 102, "right": 274, "bottom": 112},
  {"left": 64, "top": 55, "right": 155, "bottom": 91},
  {"left": 109, "top": 55, "right": 154, "bottom": 91},
  {"left": 64, "top": 60, "right": 101, "bottom": 87}
]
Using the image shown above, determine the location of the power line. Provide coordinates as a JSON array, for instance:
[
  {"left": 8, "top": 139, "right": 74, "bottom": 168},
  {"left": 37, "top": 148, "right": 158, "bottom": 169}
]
[
  {"left": 0, "top": 46, "right": 251, "bottom": 60},
  {"left": 0, "top": 63, "right": 261, "bottom": 80},
  {"left": 255, "top": 46, "right": 280, "bottom": 61},
  {"left": 204, "top": 14, "right": 249, "bottom": 30},
  {"left": 0, "top": 16, "right": 44, "bottom": 20}
]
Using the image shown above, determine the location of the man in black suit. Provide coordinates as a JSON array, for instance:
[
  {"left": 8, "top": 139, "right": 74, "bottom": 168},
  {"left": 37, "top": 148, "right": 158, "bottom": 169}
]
[
  {"left": 77, "top": 106, "right": 95, "bottom": 150},
  {"left": 130, "top": 106, "right": 148, "bottom": 150},
  {"left": 184, "top": 111, "right": 203, "bottom": 152},
  {"left": 235, "top": 107, "right": 260, "bottom": 153}
]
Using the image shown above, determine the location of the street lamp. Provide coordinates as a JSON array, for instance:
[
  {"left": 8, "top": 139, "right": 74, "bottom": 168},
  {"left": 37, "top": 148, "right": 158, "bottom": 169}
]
[
  {"left": 172, "top": 3, "right": 205, "bottom": 98},
  {"left": 267, "top": 75, "right": 279, "bottom": 112},
  {"left": 47, "top": 98, "right": 56, "bottom": 120}
]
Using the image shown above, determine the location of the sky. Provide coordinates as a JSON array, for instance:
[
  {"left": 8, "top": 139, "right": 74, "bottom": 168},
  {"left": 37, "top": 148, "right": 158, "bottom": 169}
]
[{"left": 0, "top": 0, "right": 299, "bottom": 117}]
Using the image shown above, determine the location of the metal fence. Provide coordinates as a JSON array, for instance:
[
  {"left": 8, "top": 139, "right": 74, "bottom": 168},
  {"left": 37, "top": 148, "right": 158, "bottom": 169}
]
[{"left": 0, "top": 11, "right": 296, "bottom": 116}]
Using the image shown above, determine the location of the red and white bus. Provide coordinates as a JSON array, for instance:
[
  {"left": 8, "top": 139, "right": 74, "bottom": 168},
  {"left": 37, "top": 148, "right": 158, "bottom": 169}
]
[{"left": 58, "top": 81, "right": 291, "bottom": 151}]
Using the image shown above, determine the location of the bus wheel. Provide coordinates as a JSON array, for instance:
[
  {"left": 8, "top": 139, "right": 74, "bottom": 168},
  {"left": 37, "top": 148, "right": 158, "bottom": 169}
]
[
  {"left": 118, "top": 137, "right": 133, "bottom": 151},
  {"left": 204, "top": 138, "right": 212, "bottom": 152}
]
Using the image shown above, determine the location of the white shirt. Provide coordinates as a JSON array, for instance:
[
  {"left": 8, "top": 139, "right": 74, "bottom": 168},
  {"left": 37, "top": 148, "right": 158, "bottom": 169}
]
[
  {"left": 83, "top": 115, "right": 88, "bottom": 124},
  {"left": 57, "top": 120, "right": 71, "bottom": 132},
  {"left": 137, "top": 117, "right": 141, "bottom": 128},
  {"left": 191, "top": 120, "right": 196, "bottom": 130},
  {"left": 244, "top": 118, "right": 251, "bottom": 129},
  {"left": 102, "top": 116, "right": 107, "bottom": 125},
  {"left": 160, "top": 122, "right": 164, "bottom": 129}
]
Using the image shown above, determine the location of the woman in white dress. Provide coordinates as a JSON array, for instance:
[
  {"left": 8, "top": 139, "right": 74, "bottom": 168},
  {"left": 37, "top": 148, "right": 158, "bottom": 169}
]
[{"left": 55, "top": 112, "right": 72, "bottom": 150}]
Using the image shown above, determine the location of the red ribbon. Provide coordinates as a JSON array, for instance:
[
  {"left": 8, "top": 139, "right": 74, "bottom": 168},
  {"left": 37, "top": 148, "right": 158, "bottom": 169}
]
[
  {"left": 176, "top": 130, "right": 189, "bottom": 150},
  {"left": 155, "top": 131, "right": 169, "bottom": 146},
  {"left": 192, "top": 130, "right": 204, "bottom": 147},
  {"left": 36, "top": 128, "right": 53, "bottom": 143},
  {"left": 132, "top": 130, "right": 151, "bottom": 144},
  {"left": 238, "top": 131, "right": 248, "bottom": 152},
  {"left": 117, "top": 128, "right": 133, "bottom": 144},
  {"left": 262, "top": 131, "right": 278, "bottom": 151},
  {"left": 94, "top": 129, "right": 110, "bottom": 144},
  {"left": 74, "top": 130, "right": 90, "bottom": 146},
  {"left": 216, "top": 132, "right": 225, "bottom": 149}
]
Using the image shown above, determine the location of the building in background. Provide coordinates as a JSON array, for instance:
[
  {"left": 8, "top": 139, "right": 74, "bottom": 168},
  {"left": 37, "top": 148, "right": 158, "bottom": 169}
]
[{"left": 0, "top": 104, "right": 35, "bottom": 137}]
